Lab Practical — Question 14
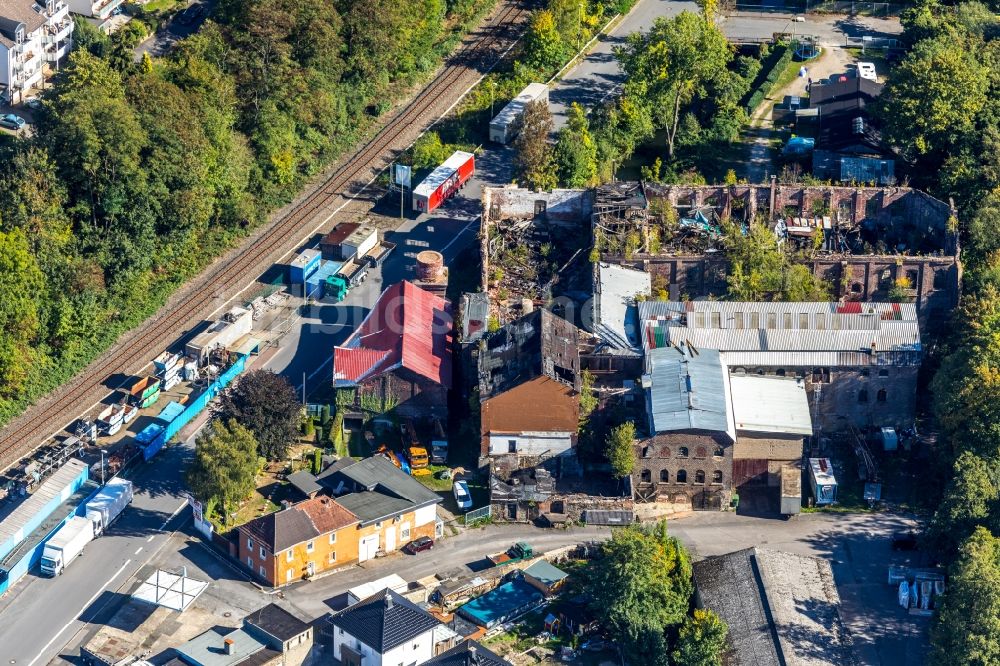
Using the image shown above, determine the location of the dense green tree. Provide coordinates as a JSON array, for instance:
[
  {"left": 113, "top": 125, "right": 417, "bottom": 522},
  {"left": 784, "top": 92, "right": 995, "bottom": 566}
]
[
  {"left": 878, "top": 33, "right": 989, "bottom": 157},
  {"left": 932, "top": 287, "right": 1000, "bottom": 460},
  {"left": 930, "top": 527, "right": 1000, "bottom": 666},
  {"left": 0, "top": 229, "right": 44, "bottom": 395},
  {"left": 672, "top": 609, "right": 729, "bottom": 666},
  {"left": 187, "top": 419, "right": 259, "bottom": 525},
  {"left": 216, "top": 369, "right": 301, "bottom": 460},
  {"left": 555, "top": 103, "right": 598, "bottom": 187},
  {"left": 928, "top": 452, "right": 999, "bottom": 556},
  {"left": 514, "top": 100, "right": 558, "bottom": 190},
  {"left": 524, "top": 10, "right": 565, "bottom": 72},
  {"left": 582, "top": 522, "right": 695, "bottom": 663},
  {"left": 615, "top": 11, "right": 730, "bottom": 159},
  {"left": 724, "top": 220, "right": 828, "bottom": 301},
  {"left": 606, "top": 421, "right": 635, "bottom": 479}
]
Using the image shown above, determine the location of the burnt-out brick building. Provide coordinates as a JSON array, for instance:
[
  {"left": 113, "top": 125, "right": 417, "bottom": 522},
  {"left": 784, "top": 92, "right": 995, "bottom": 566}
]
[
  {"left": 333, "top": 281, "right": 452, "bottom": 421},
  {"left": 478, "top": 309, "right": 581, "bottom": 458}
]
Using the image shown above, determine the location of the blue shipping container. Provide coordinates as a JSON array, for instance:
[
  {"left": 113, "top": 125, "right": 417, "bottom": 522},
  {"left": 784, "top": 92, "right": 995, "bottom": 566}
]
[{"left": 289, "top": 249, "right": 322, "bottom": 285}]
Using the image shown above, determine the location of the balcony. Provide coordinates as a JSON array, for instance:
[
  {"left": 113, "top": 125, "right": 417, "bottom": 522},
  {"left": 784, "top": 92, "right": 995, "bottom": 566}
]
[
  {"left": 44, "top": 20, "right": 73, "bottom": 44},
  {"left": 94, "top": 0, "right": 123, "bottom": 20},
  {"left": 45, "top": 40, "right": 71, "bottom": 62}
]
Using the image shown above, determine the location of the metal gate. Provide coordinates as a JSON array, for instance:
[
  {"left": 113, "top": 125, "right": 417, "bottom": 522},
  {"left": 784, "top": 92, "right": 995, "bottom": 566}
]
[{"left": 692, "top": 490, "right": 723, "bottom": 511}]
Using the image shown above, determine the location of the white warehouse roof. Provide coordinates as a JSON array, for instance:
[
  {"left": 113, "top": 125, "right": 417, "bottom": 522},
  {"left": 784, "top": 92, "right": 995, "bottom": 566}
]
[{"left": 729, "top": 375, "right": 813, "bottom": 436}]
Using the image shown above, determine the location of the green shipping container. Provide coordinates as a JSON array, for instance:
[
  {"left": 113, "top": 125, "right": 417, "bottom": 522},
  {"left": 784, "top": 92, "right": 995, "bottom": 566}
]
[{"left": 139, "top": 388, "right": 161, "bottom": 409}]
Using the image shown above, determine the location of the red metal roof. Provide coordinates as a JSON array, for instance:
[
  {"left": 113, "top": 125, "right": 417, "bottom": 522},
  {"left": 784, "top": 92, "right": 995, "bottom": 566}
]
[
  {"left": 332, "top": 281, "right": 453, "bottom": 388},
  {"left": 333, "top": 347, "right": 390, "bottom": 383}
]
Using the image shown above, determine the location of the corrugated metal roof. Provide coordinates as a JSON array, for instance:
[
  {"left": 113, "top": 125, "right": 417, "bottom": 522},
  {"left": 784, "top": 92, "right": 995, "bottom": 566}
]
[
  {"left": 333, "top": 281, "right": 452, "bottom": 388},
  {"left": 729, "top": 376, "right": 813, "bottom": 435},
  {"left": 0, "top": 459, "right": 87, "bottom": 557},
  {"left": 594, "top": 263, "right": 650, "bottom": 350},
  {"left": 644, "top": 347, "right": 735, "bottom": 440},
  {"left": 638, "top": 300, "right": 921, "bottom": 366}
]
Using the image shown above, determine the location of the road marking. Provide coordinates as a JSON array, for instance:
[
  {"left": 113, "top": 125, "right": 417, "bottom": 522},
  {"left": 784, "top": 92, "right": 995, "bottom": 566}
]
[
  {"left": 27, "top": 559, "right": 132, "bottom": 666},
  {"left": 440, "top": 220, "right": 477, "bottom": 255},
  {"left": 134, "top": 547, "right": 143, "bottom": 555},
  {"left": 146, "top": 534, "right": 155, "bottom": 542},
  {"left": 158, "top": 502, "right": 186, "bottom": 531}
]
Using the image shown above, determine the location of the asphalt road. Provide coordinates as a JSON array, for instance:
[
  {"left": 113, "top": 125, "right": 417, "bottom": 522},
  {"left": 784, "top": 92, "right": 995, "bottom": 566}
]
[
  {"left": 53, "top": 507, "right": 929, "bottom": 665},
  {"left": 549, "top": 1, "right": 903, "bottom": 129},
  {"left": 0, "top": 440, "right": 192, "bottom": 665},
  {"left": 134, "top": 0, "right": 217, "bottom": 59}
]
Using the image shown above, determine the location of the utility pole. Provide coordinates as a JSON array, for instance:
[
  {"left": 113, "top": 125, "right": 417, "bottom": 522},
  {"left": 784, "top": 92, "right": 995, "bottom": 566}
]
[
  {"left": 100, "top": 449, "right": 107, "bottom": 485},
  {"left": 302, "top": 372, "right": 306, "bottom": 406}
]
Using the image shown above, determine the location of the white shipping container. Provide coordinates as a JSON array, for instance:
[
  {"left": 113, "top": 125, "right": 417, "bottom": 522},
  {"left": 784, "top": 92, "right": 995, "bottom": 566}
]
[
  {"left": 808, "top": 457, "right": 838, "bottom": 505},
  {"left": 489, "top": 83, "right": 549, "bottom": 144}
]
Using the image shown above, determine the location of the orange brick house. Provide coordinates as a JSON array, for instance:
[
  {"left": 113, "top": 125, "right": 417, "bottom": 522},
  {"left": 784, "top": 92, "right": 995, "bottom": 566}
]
[
  {"left": 238, "top": 456, "right": 442, "bottom": 587},
  {"left": 238, "top": 496, "right": 359, "bottom": 587},
  {"left": 316, "top": 456, "right": 442, "bottom": 562}
]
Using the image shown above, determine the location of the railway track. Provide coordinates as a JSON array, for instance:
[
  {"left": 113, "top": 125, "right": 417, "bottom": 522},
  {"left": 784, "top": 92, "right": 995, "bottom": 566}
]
[{"left": 0, "top": 0, "right": 531, "bottom": 472}]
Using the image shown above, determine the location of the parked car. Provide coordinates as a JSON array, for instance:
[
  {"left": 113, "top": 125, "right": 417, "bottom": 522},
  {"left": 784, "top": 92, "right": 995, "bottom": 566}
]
[
  {"left": 892, "top": 531, "right": 919, "bottom": 551},
  {"left": 404, "top": 536, "right": 434, "bottom": 554},
  {"left": 453, "top": 480, "right": 473, "bottom": 510},
  {"left": 23, "top": 97, "right": 41, "bottom": 110},
  {"left": 0, "top": 114, "right": 26, "bottom": 130}
]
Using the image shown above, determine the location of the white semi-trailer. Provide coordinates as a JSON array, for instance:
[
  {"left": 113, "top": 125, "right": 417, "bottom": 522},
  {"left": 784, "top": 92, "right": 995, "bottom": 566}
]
[
  {"left": 40, "top": 516, "right": 95, "bottom": 576},
  {"left": 85, "top": 478, "right": 133, "bottom": 536}
]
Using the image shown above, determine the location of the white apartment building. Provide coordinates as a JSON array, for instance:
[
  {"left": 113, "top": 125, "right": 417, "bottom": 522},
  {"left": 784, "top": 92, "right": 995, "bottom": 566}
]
[
  {"left": 64, "top": 0, "right": 122, "bottom": 26},
  {"left": 0, "top": 0, "right": 73, "bottom": 103}
]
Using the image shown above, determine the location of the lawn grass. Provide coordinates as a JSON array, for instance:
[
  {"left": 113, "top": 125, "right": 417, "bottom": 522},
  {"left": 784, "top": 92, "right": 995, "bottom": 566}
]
[{"left": 142, "top": 0, "right": 185, "bottom": 13}]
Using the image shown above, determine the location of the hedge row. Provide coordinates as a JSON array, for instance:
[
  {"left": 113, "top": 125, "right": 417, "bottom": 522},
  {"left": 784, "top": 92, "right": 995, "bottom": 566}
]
[{"left": 745, "top": 44, "right": 793, "bottom": 115}]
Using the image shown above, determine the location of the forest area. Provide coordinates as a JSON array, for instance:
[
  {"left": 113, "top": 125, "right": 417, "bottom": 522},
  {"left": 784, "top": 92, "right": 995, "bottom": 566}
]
[
  {"left": 0, "top": 0, "right": 494, "bottom": 426},
  {"left": 872, "top": 1, "right": 1000, "bottom": 663}
]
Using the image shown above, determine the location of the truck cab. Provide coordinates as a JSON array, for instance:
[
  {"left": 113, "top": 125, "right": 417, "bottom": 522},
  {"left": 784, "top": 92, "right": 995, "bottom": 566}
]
[{"left": 325, "top": 275, "right": 348, "bottom": 302}]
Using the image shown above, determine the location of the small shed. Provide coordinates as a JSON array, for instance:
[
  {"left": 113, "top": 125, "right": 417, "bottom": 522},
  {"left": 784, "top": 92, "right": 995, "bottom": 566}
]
[
  {"left": 581, "top": 510, "right": 634, "bottom": 526},
  {"left": 523, "top": 560, "right": 569, "bottom": 596}
]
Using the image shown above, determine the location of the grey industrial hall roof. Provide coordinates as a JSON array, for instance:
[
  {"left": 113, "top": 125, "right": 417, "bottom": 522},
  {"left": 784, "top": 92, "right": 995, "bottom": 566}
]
[
  {"left": 317, "top": 455, "right": 441, "bottom": 525},
  {"left": 644, "top": 346, "right": 735, "bottom": 440},
  {"left": 243, "top": 603, "right": 310, "bottom": 643},
  {"left": 424, "top": 639, "right": 512, "bottom": 666},
  {"left": 328, "top": 588, "right": 441, "bottom": 653},
  {"left": 693, "top": 547, "right": 859, "bottom": 666},
  {"left": 638, "top": 301, "right": 921, "bottom": 365}
]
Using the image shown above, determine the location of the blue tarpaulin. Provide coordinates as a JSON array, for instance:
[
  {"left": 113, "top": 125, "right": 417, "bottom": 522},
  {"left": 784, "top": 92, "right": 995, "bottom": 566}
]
[
  {"left": 457, "top": 578, "right": 544, "bottom": 629},
  {"left": 783, "top": 136, "right": 815, "bottom": 156}
]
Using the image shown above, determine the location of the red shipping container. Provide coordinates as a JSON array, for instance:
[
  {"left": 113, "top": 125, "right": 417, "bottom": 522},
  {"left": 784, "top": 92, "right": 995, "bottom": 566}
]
[{"left": 412, "top": 151, "right": 475, "bottom": 213}]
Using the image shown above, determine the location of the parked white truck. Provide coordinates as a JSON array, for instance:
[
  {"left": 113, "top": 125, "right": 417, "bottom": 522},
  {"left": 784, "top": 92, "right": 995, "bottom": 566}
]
[
  {"left": 40, "top": 516, "right": 94, "bottom": 576},
  {"left": 40, "top": 478, "right": 133, "bottom": 576},
  {"left": 85, "top": 477, "right": 133, "bottom": 536}
]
